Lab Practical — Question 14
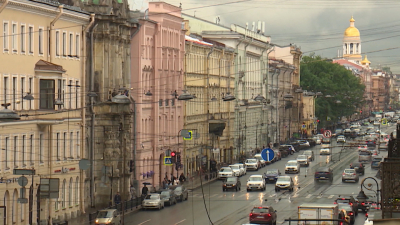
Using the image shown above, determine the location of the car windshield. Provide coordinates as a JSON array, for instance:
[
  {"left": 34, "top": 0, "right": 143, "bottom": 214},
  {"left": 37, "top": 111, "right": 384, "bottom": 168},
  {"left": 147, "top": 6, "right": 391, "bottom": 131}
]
[
  {"left": 286, "top": 163, "right": 297, "bottom": 166},
  {"left": 97, "top": 211, "right": 113, "bottom": 218},
  {"left": 226, "top": 177, "right": 236, "bottom": 182},
  {"left": 252, "top": 208, "right": 268, "bottom": 213},
  {"left": 266, "top": 170, "right": 278, "bottom": 174},
  {"left": 344, "top": 169, "right": 355, "bottom": 174},
  {"left": 230, "top": 165, "right": 239, "bottom": 170},
  {"left": 277, "top": 177, "right": 290, "bottom": 182},
  {"left": 145, "top": 195, "right": 159, "bottom": 200},
  {"left": 160, "top": 191, "right": 170, "bottom": 197},
  {"left": 249, "top": 177, "right": 262, "bottom": 181},
  {"left": 297, "top": 155, "right": 307, "bottom": 160},
  {"left": 359, "top": 151, "right": 371, "bottom": 155},
  {"left": 246, "top": 159, "right": 257, "bottom": 163},
  {"left": 220, "top": 168, "right": 232, "bottom": 172}
]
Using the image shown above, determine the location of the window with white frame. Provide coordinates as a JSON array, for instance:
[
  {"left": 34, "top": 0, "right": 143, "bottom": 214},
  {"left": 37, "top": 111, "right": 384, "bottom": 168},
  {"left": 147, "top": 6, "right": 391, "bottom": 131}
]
[
  {"left": 75, "top": 81, "right": 80, "bottom": 108},
  {"left": 75, "top": 34, "right": 80, "bottom": 58},
  {"left": 12, "top": 23, "right": 17, "bottom": 52},
  {"left": 28, "top": 77, "right": 33, "bottom": 109},
  {"left": 12, "top": 77, "right": 17, "bottom": 110},
  {"left": 3, "top": 22, "right": 9, "bottom": 51},
  {"left": 21, "top": 25, "right": 25, "bottom": 53},
  {"left": 39, "top": 79, "right": 55, "bottom": 110},
  {"left": 56, "top": 132, "right": 60, "bottom": 161},
  {"left": 63, "top": 132, "right": 66, "bottom": 160},
  {"left": 70, "top": 132, "right": 73, "bottom": 158},
  {"left": 62, "top": 79, "right": 66, "bottom": 107},
  {"left": 20, "top": 188, "right": 25, "bottom": 222},
  {"left": 75, "top": 177, "right": 79, "bottom": 205},
  {"left": 55, "top": 31, "right": 60, "bottom": 56},
  {"left": 22, "top": 135, "right": 26, "bottom": 166},
  {"left": 28, "top": 26, "right": 33, "bottom": 54},
  {"left": 62, "top": 32, "right": 66, "bottom": 56},
  {"left": 68, "top": 80, "right": 72, "bottom": 109},
  {"left": 69, "top": 33, "right": 73, "bottom": 56},
  {"left": 76, "top": 131, "right": 80, "bottom": 158},
  {"left": 39, "top": 133, "right": 43, "bottom": 163},
  {"left": 57, "top": 79, "right": 62, "bottom": 109},
  {"left": 21, "top": 77, "right": 25, "bottom": 110},
  {"left": 13, "top": 136, "right": 18, "bottom": 168},
  {"left": 29, "top": 134, "right": 34, "bottom": 165},
  {"left": 3, "top": 76, "right": 8, "bottom": 104},
  {"left": 69, "top": 178, "right": 73, "bottom": 207},
  {"left": 62, "top": 179, "right": 66, "bottom": 208},
  {"left": 39, "top": 28, "right": 43, "bottom": 55},
  {"left": 4, "top": 137, "right": 9, "bottom": 169}
]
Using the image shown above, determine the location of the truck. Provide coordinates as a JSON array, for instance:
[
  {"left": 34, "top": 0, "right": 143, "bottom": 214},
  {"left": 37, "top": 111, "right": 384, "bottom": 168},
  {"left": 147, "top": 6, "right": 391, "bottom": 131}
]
[
  {"left": 298, "top": 203, "right": 339, "bottom": 225},
  {"left": 384, "top": 112, "right": 395, "bottom": 118}
]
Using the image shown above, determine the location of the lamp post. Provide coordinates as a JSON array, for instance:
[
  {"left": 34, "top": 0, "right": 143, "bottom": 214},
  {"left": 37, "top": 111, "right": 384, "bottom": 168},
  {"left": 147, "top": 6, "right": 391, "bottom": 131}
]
[
  {"left": 283, "top": 94, "right": 294, "bottom": 140},
  {"left": 356, "top": 177, "right": 381, "bottom": 210}
]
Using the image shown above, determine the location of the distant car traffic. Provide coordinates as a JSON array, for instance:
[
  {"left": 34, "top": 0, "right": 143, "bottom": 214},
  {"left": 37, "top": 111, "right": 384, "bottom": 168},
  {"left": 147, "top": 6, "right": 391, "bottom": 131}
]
[
  {"left": 218, "top": 167, "right": 233, "bottom": 179},
  {"left": 320, "top": 148, "right": 331, "bottom": 155},
  {"left": 303, "top": 150, "right": 315, "bottom": 161},
  {"left": 249, "top": 206, "right": 277, "bottom": 225},
  {"left": 223, "top": 177, "right": 241, "bottom": 192},
  {"left": 285, "top": 160, "right": 300, "bottom": 174},
  {"left": 245, "top": 159, "right": 260, "bottom": 171},
  {"left": 296, "top": 155, "right": 310, "bottom": 167},
  {"left": 264, "top": 169, "right": 281, "bottom": 183},
  {"left": 350, "top": 161, "right": 365, "bottom": 175},
  {"left": 275, "top": 176, "right": 294, "bottom": 192},
  {"left": 337, "top": 135, "right": 346, "bottom": 143},
  {"left": 247, "top": 175, "right": 266, "bottom": 191},
  {"left": 341, "top": 169, "right": 359, "bottom": 183},
  {"left": 314, "top": 167, "right": 333, "bottom": 182}
]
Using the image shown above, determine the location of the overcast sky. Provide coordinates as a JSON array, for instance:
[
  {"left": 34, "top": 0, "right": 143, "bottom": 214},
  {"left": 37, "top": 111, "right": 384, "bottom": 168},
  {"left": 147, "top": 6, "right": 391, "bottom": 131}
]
[{"left": 129, "top": 0, "right": 400, "bottom": 73}]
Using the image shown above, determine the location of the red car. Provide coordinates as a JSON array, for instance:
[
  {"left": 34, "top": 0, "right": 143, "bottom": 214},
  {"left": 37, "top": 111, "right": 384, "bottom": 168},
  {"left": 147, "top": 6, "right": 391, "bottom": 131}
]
[{"left": 249, "top": 206, "right": 277, "bottom": 224}]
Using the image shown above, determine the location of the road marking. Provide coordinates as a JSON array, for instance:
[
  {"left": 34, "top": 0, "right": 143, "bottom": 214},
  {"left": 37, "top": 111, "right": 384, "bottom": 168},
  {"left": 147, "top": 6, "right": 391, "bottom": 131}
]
[
  {"left": 175, "top": 219, "right": 186, "bottom": 225},
  {"left": 217, "top": 195, "right": 223, "bottom": 198},
  {"left": 328, "top": 195, "right": 335, "bottom": 199},
  {"left": 210, "top": 194, "right": 218, "bottom": 198},
  {"left": 306, "top": 194, "right": 312, "bottom": 198},
  {"left": 317, "top": 195, "right": 322, "bottom": 198},
  {"left": 239, "top": 193, "right": 246, "bottom": 198},
  {"left": 138, "top": 219, "right": 151, "bottom": 225},
  {"left": 192, "top": 194, "right": 200, "bottom": 197},
  {"left": 269, "top": 193, "right": 276, "bottom": 197}
]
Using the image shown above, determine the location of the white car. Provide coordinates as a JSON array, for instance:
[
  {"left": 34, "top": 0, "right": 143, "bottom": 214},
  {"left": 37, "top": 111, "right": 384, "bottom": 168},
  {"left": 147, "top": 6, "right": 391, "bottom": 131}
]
[
  {"left": 285, "top": 160, "right": 300, "bottom": 174},
  {"left": 358, "top": 145, "right": 368, "bottom": 151},
  {"left": 245, "top": 159, "right": 260, "bottom": 171},
  {"left": 218, "top": 167, "right": 233, "bottom": 179},
  {"left": 229, "top": 164, "right": 241, "bottom": 177},
  {"left": 246, "top": 175, "right": 266, "bottom": 191},
  {"left": 142, "top": 193, "right": 164, "bottom": 210},
  {"left": 234, "top": 163, "right": 246, "bottom": 175},
  {"left": 337, "top": 135, "right": 346, "bottom": 143},
  {"left": 315, "top": 138, "right": 322, "bottom": 145},
  {"left": 254, "top": 153, "right": 267, "bottom": 167},
  {"left": 320, "top": 148, "right": 331, "bottom": 155},
  {"left": 296, "top": 155, "right": 310, "bottom": 167}
]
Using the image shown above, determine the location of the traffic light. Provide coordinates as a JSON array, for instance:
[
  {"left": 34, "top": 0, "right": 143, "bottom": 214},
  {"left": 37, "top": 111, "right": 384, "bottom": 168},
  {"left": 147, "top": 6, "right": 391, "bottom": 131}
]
[
  {"left": 317, "top": 119, "right": 320, "bottom": 123},
  {"left": 171, "top": 151, "right": 176, "bottom": 163},
  {"left": 177, "top": 152, "right": 181, "bottom": 165}
]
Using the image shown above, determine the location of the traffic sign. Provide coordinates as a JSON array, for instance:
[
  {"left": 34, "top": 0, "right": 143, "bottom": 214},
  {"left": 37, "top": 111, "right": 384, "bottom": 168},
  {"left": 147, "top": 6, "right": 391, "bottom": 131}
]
[
  {"left": 183, "top": 130, "right": 193, "bottom": 140},
  {"left": 261, "top": 148, "right": 275, "bottom": 162},
  {"left": 302, "top": 124, "right": 306, "bottom": 129},
  {"left": 323, "top": 130, "right": 332, "bottom": 138},
  {"left": 382, "top": 118, "right": 388, "bottom": 125},
  {"left": 164, "top": 157, "right": 173, "bottom": 166}
]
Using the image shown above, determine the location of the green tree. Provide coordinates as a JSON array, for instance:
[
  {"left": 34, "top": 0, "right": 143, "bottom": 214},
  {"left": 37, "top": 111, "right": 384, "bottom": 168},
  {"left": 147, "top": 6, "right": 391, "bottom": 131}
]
[{"left": 300, "top": 55, "right": 365, "bottom": 127}]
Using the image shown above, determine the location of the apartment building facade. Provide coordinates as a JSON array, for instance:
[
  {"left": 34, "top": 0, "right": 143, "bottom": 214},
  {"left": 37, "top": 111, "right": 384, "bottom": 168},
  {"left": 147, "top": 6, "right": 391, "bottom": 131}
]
[{"left": 0, "top": 0, "right": 91, "bottom": 224}]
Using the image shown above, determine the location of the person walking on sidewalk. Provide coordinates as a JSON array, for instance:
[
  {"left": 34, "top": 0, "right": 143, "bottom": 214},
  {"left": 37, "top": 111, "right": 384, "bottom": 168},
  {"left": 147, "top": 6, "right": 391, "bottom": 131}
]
[
  {"left": 114, "top": 192, "right": 121, "bottom": 206},
  {"left": 179, "top": 173, "right": 186, "bottom": 183}
]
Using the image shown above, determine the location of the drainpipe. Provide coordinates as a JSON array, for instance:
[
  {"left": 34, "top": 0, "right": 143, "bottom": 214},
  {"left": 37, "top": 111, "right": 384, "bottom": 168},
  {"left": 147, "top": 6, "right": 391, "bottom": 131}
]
[
  {"left": 49, "top": 5, "right": 64, "bottom": 63},
  {"left": 207, "top": 47, "right": 214, "bottom": 170},
  {"left": 0, "top": 0, "right": 9, "bottom": 13},
  {"left": 89, "top": 23, "right": 98, "bottom": 208},
  {"left": 80, "top": 13, "right": 95, "bottom": 214}
]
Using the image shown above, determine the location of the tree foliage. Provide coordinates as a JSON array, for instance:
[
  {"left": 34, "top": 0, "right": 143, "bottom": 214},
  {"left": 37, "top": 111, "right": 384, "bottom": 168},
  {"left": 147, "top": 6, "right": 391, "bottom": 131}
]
[{"left": 300, "top": 55, "right": 365, "bottom": 125}]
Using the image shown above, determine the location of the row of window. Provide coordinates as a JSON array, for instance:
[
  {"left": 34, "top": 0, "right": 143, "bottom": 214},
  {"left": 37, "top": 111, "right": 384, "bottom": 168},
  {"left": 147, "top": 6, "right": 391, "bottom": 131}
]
[
  {"left": 158, "top": 98, "right": 175, "bottom": 107},
  {"left": 2, "top": 21, "right": 80, "bottom": 57},
  {"left": 55, "top": 177, "right": 80, "bottom": 211},
  {"left": 0, "top": 131, "right": 80, "bottom": 171},
  {"left": 0, "top": 75, "right": 80, "bottom": 111}
]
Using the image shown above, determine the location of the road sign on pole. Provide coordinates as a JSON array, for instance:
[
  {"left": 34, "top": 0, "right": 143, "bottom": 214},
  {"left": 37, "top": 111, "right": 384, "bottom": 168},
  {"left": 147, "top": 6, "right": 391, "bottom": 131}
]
[
  {"left": 323, "top": 130, "right": 332, "bottom": 138},
  {"left": 382, "top": 118, "right": 388, "bottom": 125},
  {"left": 302, "top": 124, "right": 306, "bottom": 129},
  {"left": 261, "top": 148, "right": 275, "bottom": 162},
  {"left": 164, "top": 157, "right": 173, "bottom": 166},
  {"left": 183, "top": 130, "right": 193, "bottom": 140}
]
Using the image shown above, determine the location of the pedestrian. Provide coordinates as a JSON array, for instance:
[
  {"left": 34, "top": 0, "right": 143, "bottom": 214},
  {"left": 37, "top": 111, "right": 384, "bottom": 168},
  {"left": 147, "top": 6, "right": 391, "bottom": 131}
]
[
  {"left": 142, "top": 184, "right": 149, "bottom": 196},
  {"left": 114, "top": 192, "right": 121, "bottom": 205},
  {"left": 162, "top": 178, "right": 167, "bottom": 189},
  {"left": 179, "top": 173, "right": 186, "bottom": 183},
  {"left": 129, "top": 185, "right": 137, "bottom": 200},
  {"left": 174, "top": 178, "right": 179, "bottom": 185}
]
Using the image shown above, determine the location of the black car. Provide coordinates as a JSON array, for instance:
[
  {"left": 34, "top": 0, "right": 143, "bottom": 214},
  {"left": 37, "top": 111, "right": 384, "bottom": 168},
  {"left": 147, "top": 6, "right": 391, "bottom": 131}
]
[
  {"left": 158, "top": 189, "right": 177, "bottom": 206},
  {"left": 168, "top": 185, "right": 188, "bottom": 202},
  {"left": 223, "top": 177, "right": 241, "bottom": 192},
  {"left": 350, "top": 161, "right": 365, "bottom": 175},
  {"left": 338, "top": 204, "right": 355, "bottom": 224},
  {"left": 314, "top": 167, "right": 333, "bottom": 182},
  {"left": 335, "top": 196, "right": 359, "bottom": 216},
  {"left": 306, "top": 138, "right": 316, "bottom": 147},
  {"left": 278, "top": 146, "right": 291, "bottom": 158},
  {"left": 289, "top": 142, "right": 301, "bottom": 152},
  {"left": 365, "top": 139, "right": 376, "bottom": 148},
  {"left": 264, "top": 169, "right": 281, "bottom": 183}
]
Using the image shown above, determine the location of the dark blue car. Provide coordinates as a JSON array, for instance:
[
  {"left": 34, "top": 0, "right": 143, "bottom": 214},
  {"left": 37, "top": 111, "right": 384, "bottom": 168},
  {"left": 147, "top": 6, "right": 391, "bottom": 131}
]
[{"left": 264, "top": 169, "right": 281, "bottom": 183}]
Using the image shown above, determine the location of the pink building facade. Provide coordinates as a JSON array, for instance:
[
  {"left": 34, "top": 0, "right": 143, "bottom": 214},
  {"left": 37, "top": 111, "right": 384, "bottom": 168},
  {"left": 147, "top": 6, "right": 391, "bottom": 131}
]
[{"left": 131, "top": 2, "right": 185, "bottom": 190}]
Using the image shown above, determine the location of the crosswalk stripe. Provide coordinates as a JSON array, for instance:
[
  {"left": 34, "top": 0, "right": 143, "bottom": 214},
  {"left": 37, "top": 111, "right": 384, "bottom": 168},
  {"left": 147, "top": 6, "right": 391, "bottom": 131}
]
[
  {"left": 317, "top": 195, "right": 322, "bottom": 198},
  {"left": 210, "top": 194, "right": 218, "bottom": 198},
  {"left": 306, "top": 194, "right": 312, "bottom": 198},
  {"left": 328, "top": 195, "right": 335, "bottom": 199}
]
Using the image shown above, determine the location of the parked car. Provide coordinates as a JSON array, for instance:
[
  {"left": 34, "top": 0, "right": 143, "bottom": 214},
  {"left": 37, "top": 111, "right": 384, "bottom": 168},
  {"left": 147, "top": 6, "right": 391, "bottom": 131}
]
[
  {"left": 272, "top": 150, "right": 281, "bottom": 162},
  {"left": 245, "top": 159, "right": 260, "bottom": 171},
  {"left": 297, "top": 140, "right": 310, "bottom": 149},
  {"left": 288, "top": 142, "right": 301, "bottom": 152},
  {"left": 95, "top": 209, "right": 121, "bottom": 225},
  {"left": 168, "top": 185, "right": 188, "bottom": 202},
  {"left": 314, "top": 167, "right": 333, "bottom": 182},
  {"left": 249, "top": 206, "right": 278, "bottom": 225},
  {"left": 275, "top": 176, "right": 294, "bottom": 192},
  {"left": 142, "top": 193, "right": 164, "bottom": 210},
  {"left": 296, "top": 155, "right": 310, "bottom": 167},
  {"left": 158, "top": 189, "right": 177, "bottom": 206},
  {"left": 285, "top": 160, "right": 300, "bottom": 174},
  {"left": 222, "top": 177, "right": 241, "bottom": 192},
  {"left": 278, "top": 146, "right": 291, "bottom": 158},
  {"left": 303, "top": 150, "right": 315, "bottom": 161},
  {"left": 247, "top": 175, "right": 266, "bottom": 191},
  {"left": 350, "top": 161, "right": 365, "bottom": 175},
  {"left": 335, "top": 196, "right": 359, "bottom": 216},
  {"left": 341, "top": 168, "right": 359, "bottom": 183},
  {"left": 264, "top": 169, "right": 281, "bottom": 183},
  {"left": 218, "top": 167, "right": 234, "bottom": 179}
]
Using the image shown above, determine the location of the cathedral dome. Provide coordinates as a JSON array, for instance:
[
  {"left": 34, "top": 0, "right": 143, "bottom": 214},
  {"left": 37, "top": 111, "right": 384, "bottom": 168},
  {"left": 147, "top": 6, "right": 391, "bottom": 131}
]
[{"left": 344, "top": 16, "right": 360, "bottom": 37}]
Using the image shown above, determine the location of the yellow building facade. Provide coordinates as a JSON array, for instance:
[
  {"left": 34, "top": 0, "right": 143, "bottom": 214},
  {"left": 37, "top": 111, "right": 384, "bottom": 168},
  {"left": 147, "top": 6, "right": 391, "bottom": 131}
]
[
  {"left": 183, "top": 36, "right": 235, "bottom": 176},
  {"left": 0, "top": 1, "right": 91, "bottom": 224}
]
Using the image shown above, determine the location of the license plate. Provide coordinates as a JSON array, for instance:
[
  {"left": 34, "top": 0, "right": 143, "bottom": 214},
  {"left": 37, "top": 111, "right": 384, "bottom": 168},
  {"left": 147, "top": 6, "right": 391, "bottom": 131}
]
[
  {"left": 269, "top": 178, "right": 275, "bottom": 180},
  {"left": 320, "top": 177, "right": 326, "bottom": 179},
  {"left": 257, "top": 216, "right": 264, "bottom": 218}
]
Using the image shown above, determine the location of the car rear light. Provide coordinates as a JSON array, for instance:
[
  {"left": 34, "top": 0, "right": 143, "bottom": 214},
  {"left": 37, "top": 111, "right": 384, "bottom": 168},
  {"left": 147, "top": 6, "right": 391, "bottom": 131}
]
[
  {"left": 353, "top": 173, "right": 356, "bottom": 175},
  {"left": 350, "top": 202, "right": 353, "bottom": 206},
  {"left": 349, "top": 212, "right": 353, "bottom": 216},
  {"left": 342, "top": 198, "right": 345, "bottom": 200},
  {"left": 366, "top": 213, "right": 368, "bottom": 217},
  {"left": 267, "top": 213, "right": 271, "bottom": 217},
  {"left": 250, "top": 213, "right": 253, "bottom": 217},
  {"left": 334, "top": 202, "right": 337, "bottom": 204},
  {"left": 362, "top": 202, "right": 365, "bottom": 206},
  {"left": 342, "top": 173, "right": 345, "bottom": 175}
]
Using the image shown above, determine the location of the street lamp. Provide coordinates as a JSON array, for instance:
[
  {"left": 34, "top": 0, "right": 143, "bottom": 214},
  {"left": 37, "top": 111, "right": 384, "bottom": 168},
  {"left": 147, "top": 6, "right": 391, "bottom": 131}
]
[
  {"left": 178, "top": 90, "right": 194, "bottom": 100},
  {"left": 254, "top": 94, "right": 266, "bottom": 102},
  {"left": 0, "top": 103, "right": 20, "bottom": 121},
  {"left": 356, "top": 177, "right": 381, "bottom": 209}
]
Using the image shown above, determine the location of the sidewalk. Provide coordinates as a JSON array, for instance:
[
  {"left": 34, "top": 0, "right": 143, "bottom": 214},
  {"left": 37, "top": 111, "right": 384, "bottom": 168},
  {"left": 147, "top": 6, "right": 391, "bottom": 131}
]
[{"left": 69, "top": 174, "right": 217, "bottom": 225}]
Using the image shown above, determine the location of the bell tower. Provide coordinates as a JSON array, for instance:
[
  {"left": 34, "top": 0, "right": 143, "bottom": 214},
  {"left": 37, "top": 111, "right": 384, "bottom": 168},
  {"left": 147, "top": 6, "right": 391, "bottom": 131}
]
[{"left": 343, "top": 16, "right": 362, "bottom": 64}]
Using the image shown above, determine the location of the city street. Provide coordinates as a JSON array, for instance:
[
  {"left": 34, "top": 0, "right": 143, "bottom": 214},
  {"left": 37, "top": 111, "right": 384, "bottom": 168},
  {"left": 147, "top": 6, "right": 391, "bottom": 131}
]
[{"left": 128, "top": 125, "right": 392, "bottom": 225}]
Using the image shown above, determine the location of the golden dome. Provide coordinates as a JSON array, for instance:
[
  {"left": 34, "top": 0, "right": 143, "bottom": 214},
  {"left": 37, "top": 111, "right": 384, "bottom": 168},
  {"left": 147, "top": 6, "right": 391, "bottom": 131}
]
[
  {"left": 344, "top": 27, "right": 360, "bottom": 37},
  {"left": 361, "top": 55, "right": 371, "bottom": 64},
  {"left": 350, "top": 16, "right": 355, "bottom": 22}
]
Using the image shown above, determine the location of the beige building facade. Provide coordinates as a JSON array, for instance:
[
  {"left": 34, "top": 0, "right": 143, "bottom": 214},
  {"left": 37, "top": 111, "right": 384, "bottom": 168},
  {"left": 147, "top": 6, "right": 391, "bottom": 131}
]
[
  {"left": 0, "top": 1, "right": 91, "bottom": 224},
  {"left": 183, "top": 35, "right": 236, "bottom": 176}
]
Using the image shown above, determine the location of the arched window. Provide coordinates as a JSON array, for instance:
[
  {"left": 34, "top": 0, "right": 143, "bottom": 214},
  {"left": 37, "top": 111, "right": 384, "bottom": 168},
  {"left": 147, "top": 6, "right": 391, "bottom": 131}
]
[
  {"left": 21, "top": 188, "right": 25, "bottom": 221},
  {"left": 12, "top": 189, "right": 17, "bottom": 223},
  {"left": 75, "top": 177, "right": 79, "bottom": 205},
  {"left": 69, "top": 178, "right": 73, "bottom": 207},
  {"left": 350, "top": 43, "right": 354, "bottom": 54},
  {"left": 62, "top": 179, "right": 66, "bottom": 208}
]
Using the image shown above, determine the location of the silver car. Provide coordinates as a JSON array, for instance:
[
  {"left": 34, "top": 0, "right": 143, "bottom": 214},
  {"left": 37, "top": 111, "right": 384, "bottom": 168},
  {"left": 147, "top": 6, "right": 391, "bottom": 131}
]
[
  {"left": 341, "top": 168, "right": 359, "bottom": 183},
  {"left": 359, "top": 151, "right": 372, "bottom": 162},
  {"left": 142, "top": 193, "right": 164, "bottom": 210}
]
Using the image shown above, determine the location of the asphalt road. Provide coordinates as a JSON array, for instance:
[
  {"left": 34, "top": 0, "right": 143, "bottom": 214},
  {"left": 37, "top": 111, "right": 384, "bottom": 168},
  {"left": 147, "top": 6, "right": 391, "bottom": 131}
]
[{"left": 128, "top": 124, "right": 393, "bottom": 225}]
